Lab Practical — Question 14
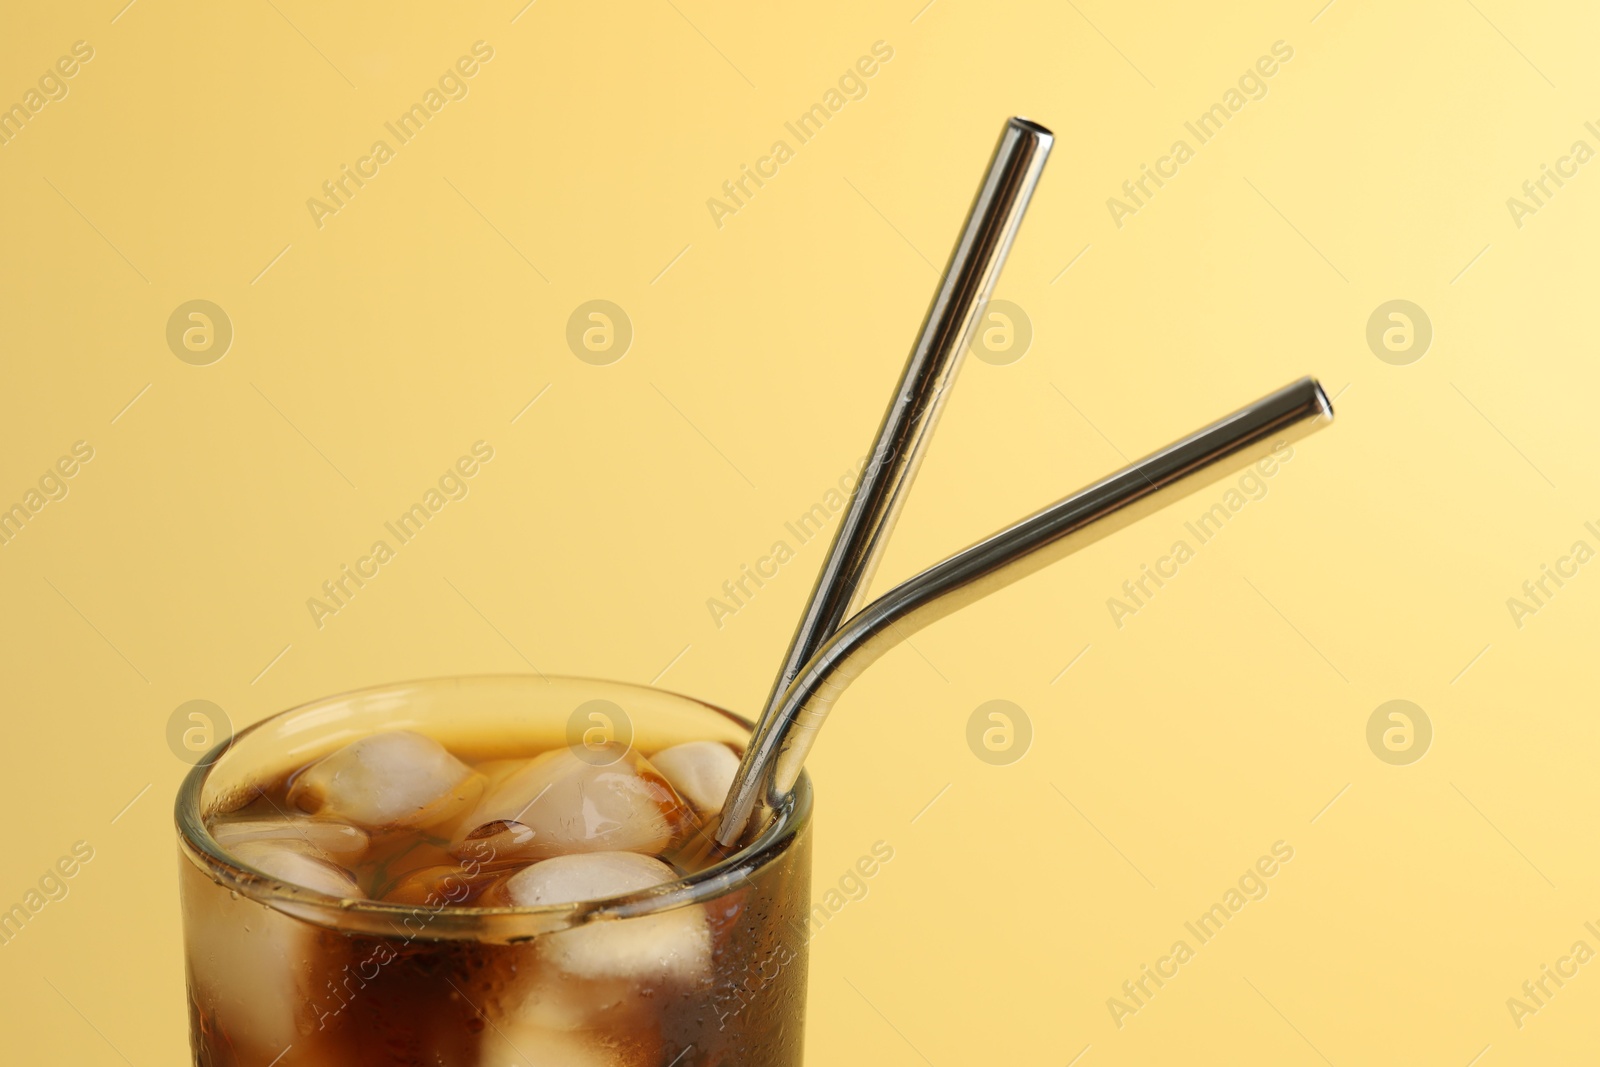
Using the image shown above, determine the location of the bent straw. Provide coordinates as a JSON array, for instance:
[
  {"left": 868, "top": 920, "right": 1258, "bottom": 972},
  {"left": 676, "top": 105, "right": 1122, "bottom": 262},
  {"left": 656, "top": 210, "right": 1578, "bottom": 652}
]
[
  {"left": 728, "top": 116, "right": 1053, "bottom": 829},
  {"left": 717, "top": 377, "right": 1334, "bottom": 844}
]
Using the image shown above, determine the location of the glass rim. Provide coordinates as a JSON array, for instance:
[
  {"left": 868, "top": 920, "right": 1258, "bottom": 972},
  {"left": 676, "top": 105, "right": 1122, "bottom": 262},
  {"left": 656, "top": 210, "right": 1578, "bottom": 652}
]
[{"left": 174, "top": 673, "right": 812, "bottom": 940}]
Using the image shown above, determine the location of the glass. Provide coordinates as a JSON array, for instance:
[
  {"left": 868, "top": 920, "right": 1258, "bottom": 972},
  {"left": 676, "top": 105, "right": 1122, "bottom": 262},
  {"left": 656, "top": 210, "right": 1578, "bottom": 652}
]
[{"left": 175, "top": 675, "right": 813, "bottom": 1066}]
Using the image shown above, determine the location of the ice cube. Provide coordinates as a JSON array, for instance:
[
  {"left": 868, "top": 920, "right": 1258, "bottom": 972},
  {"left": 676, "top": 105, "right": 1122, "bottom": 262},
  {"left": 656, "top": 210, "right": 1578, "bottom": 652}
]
[
  {"left": 230, "top": 840, "right": 365, "bottom": 899},
  {"left": 647, "top": 741, "right": 740, "bottom": 816},
  {"left": 287, "top": 729, "right": 480, "bottom": 829},
  {"left": 478, "top": 1021, "right": 640, "bottom": 1067},
  {"left": 450, "top": 748, "right": 695, "bottom": 865},
  {"left": 180, "top": 856, "right": 348, "bottom": 1058},
  {"left": 502, "top": 966, "right": 639, "bottom": 1032},
  {"left": 212, "top": 816, "right": 369, "bottom": 859},
  {"left": 503, "top": 852, "right": 710, "bottom": 982}
]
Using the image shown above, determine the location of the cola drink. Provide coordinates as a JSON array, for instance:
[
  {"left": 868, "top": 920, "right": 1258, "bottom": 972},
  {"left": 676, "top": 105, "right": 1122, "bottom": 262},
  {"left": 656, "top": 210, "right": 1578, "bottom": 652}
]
[{"left": 176, "top": 678, "right": 813, "bottom": 1067}]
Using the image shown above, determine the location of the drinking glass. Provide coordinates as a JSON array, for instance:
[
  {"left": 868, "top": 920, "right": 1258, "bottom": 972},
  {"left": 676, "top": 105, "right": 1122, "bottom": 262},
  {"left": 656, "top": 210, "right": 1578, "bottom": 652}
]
[{"left": 175, "top": 675, "right": 813, "bottom": 1066}]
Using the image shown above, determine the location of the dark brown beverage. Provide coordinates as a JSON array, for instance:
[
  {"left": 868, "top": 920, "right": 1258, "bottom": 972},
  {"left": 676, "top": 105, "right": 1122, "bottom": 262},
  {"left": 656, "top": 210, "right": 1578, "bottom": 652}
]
[{"left": 176, "top": 678, "right": 813, "bottom": 1067}]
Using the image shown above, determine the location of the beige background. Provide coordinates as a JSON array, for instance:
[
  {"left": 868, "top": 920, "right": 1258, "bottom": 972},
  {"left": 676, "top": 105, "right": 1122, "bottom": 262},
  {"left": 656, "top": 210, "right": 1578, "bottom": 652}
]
[{"left": 2, "top": 0, "right": 1598, "bottom": 1063}]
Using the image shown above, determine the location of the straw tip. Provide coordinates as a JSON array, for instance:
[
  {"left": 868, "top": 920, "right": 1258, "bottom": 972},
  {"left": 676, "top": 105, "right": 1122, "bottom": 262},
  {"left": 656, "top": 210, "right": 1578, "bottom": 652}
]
[
  {"left": 1008, "top": 116, "right": 1054, "bottom": 141},
  {"left": 1307, "top": 377, "right": 1335, "bottom": 420}
]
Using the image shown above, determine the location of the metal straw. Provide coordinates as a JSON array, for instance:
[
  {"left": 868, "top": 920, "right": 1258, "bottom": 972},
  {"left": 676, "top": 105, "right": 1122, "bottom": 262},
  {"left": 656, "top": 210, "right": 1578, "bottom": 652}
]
[
  {"left": 717, "top": 377, "right": 1334, "bottom": 844},
  {"left": 727, "top": 116, "right": 1053, "bottom": 828}
]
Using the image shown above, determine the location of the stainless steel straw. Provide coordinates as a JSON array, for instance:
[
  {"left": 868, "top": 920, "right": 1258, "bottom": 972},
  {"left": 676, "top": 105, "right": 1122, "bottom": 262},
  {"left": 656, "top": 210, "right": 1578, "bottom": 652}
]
[
  {"left": 717, "top": 377, "right": 1334, "bottom": 844},
  {"left": 727, "top": 117, "right": 1053, "bottom": 825}
]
